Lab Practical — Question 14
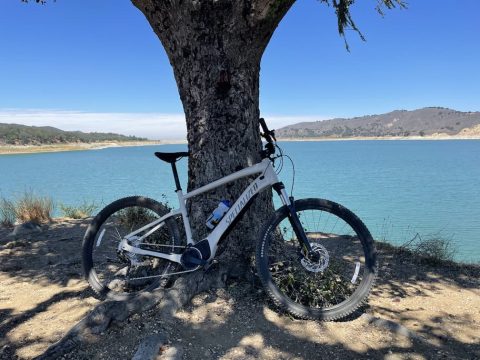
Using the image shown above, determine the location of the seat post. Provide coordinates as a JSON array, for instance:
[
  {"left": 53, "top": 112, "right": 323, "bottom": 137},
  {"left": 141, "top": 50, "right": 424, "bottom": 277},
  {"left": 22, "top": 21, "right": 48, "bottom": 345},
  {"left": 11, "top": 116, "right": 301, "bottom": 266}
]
[{"left": 171, "top": 162, "right": 182, "bottom": 191}]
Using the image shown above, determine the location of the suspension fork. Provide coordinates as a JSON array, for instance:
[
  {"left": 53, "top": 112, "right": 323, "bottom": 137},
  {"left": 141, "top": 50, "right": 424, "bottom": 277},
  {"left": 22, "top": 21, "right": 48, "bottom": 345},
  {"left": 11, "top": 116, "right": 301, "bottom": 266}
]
[{"left": 272, "top": 183, "right": 313, "bottom": 254}]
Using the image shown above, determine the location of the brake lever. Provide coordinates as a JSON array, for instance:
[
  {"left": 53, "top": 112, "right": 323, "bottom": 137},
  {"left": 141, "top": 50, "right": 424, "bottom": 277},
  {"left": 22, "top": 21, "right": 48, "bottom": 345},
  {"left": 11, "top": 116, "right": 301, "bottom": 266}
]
[
  {"left": 271, "top": 129, "right": 277, "bottom": 142},
  {"left": 261, "top": 130, "right": 276, "bottom": 142}
]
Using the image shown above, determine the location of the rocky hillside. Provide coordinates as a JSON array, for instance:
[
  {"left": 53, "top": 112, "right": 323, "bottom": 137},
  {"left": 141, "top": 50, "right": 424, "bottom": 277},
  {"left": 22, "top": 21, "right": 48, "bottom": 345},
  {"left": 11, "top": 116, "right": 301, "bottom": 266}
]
[
  {"left": 276, "top": 107, "right": 480, "bottom": 138},
  {"left": 0, "top": 123, "right": 146, "bottom": 145}
]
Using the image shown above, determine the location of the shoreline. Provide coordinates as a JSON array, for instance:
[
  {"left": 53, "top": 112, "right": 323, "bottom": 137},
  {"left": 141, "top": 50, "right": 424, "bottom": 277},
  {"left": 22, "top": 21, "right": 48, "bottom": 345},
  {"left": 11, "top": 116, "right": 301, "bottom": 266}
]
[
  {"left": 1, "top": 134, "right": 479, "bottom": 155},
  {"left": 0, "top": 139, "right": 187, "bottom": 155},
  {"left": 277, "top": 134, "right": 480, "bottom": 142}
]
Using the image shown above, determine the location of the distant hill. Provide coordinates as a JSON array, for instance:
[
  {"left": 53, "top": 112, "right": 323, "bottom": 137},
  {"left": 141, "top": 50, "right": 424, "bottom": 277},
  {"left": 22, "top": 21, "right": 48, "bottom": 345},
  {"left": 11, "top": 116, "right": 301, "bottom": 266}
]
[
  {"left": 0, "top": 123, "right": 146, "bottom": 145},
  {"left": 276, "top": 107, "right": 480, "bottom": 139}
]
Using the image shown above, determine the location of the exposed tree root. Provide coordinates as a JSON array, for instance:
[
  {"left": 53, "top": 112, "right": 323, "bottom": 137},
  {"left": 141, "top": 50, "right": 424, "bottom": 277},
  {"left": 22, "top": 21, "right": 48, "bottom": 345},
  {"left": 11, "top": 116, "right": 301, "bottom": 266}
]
[{"left": 35, "top": 266, "right": 229, "bottom": 360}]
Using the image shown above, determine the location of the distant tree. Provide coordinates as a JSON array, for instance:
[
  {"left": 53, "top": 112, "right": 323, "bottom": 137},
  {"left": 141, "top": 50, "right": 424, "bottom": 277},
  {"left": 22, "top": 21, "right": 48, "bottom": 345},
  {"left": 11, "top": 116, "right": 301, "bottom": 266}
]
[{"left": 0, "top": 124, "right": 146, "bottom": 144}]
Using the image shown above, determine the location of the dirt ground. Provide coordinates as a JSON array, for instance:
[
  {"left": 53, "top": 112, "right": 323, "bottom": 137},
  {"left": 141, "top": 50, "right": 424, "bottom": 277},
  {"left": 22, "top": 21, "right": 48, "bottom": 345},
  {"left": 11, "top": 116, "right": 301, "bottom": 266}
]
[{"left": 0, "top": 219, "right": 479, "bottom": 360}]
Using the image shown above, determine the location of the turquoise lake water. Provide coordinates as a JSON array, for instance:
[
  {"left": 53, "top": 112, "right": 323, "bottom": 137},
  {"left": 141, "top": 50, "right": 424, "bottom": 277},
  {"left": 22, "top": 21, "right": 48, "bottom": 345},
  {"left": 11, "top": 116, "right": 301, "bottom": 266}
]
[{"left": 1, "top": 140, "right": 479, "bottom": 263}]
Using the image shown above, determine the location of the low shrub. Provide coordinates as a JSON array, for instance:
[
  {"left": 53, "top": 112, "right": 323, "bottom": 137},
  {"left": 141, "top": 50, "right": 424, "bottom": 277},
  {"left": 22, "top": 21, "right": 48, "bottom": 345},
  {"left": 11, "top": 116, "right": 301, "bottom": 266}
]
[
  {"left": 117, "top": 206, "right": 157, "bottom": 230},
  {"left": 400, "top": 233, "right": 456, "bottom": 265},
  {"left": 59, "top": 201, "right": 97, "bottom": 219}
]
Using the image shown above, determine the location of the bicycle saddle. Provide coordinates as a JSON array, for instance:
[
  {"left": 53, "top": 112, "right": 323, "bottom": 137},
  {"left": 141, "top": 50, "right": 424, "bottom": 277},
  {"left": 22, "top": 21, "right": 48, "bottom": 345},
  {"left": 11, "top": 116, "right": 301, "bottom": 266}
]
[{"left": 154, "top": 151, "right": 189, "bottom": 163}]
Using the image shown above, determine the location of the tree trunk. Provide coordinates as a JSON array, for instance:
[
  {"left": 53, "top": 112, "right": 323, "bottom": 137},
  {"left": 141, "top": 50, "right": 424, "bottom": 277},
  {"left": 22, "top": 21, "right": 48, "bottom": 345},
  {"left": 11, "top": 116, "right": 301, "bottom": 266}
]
[
  {"left": 180, "top": 62, "right": 271, "bottom": 275},
  {"left": 131, "top": 1, "right": 294, "bottom": 276}
]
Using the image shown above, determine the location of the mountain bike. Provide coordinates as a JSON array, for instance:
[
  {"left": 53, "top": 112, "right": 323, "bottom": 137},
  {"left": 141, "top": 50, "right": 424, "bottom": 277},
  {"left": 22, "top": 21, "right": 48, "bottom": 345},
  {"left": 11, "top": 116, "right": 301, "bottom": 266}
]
[{"left": 82, "top": 118, "right": 377, "bottom": 321}]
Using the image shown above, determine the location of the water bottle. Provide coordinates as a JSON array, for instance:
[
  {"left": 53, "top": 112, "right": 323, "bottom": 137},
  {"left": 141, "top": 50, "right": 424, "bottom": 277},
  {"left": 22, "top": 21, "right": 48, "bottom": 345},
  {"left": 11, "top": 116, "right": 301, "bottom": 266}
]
[{"left": 206, "top": 200, "right": 231, "bottom": 229}]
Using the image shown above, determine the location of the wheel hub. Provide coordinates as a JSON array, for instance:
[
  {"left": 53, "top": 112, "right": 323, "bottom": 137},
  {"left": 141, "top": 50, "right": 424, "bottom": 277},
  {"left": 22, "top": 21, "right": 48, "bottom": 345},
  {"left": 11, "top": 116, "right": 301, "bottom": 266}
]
[
  {"left": 301, "top": 243, "right": 329, "bottom": 273},
  {"left": 125, "top": 235, "right": 143, "bottom": 266}
]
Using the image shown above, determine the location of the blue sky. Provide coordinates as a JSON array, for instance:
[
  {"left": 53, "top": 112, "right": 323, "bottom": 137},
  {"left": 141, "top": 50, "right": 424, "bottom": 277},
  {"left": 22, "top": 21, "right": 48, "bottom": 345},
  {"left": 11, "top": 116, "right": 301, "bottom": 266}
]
[{"left": 0, "top": 0, "right": 479, "bottom": 138}]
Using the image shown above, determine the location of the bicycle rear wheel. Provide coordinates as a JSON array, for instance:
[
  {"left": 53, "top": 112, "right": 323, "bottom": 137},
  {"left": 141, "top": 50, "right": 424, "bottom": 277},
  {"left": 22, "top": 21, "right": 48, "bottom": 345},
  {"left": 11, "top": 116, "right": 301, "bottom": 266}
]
[
  {"left": 256, "top": 198, "right": 377, "bottom": 320},
  {"left": 82, "top": 196, "right": 182, "bottom": 300}
]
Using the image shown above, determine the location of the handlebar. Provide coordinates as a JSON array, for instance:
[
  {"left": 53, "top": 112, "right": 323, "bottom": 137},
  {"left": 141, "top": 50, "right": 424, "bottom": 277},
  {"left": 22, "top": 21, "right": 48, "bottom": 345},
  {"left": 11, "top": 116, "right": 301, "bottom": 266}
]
[
  {"left": 259, "top": 117, "right": 276, "bottom": 143},
  {"left": 259, "top": 118, "right": 276, "bottom": 159}
]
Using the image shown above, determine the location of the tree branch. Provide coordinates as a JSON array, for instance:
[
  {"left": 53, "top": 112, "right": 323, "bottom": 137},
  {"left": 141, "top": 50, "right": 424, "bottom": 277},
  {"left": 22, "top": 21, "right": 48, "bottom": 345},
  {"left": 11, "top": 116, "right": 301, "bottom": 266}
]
[{"left": 320, "top": 0, "right": 406, "bottom": 50}]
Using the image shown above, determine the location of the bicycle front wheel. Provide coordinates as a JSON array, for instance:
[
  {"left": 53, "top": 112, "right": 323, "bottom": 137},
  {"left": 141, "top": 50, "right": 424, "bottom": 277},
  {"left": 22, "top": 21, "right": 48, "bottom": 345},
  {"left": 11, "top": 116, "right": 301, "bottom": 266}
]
[
  {"left": 256, "top": 198, "right": 377, "bottom": 321},
  {"left": 82, "top": 196, "right": 182, "bottom": 300}
]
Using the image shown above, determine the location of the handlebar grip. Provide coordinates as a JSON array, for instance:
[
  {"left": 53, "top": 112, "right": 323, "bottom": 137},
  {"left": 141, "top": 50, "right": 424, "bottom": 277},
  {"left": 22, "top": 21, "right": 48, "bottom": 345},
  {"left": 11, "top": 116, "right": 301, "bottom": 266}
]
[
  {"left": 259, "top": 117, "right": 274, "bottom": 143},
  {"left": 259, "top": 117, "right": 269, "bottom": 134}
]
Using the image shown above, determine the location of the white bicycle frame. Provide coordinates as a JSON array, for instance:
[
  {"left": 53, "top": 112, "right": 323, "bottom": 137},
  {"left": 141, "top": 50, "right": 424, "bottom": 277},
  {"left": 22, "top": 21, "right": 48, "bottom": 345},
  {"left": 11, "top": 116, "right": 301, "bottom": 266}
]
[{"left": 118, "top": 158, "right": 291, "bottom": 265}]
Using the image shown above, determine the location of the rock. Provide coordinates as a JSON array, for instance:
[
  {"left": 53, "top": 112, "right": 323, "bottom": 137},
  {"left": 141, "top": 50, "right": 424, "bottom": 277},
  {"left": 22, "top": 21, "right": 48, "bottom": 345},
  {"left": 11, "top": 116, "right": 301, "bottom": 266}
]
[
  {"left": 3, "top": 239, "right": 28, "bottom": 249},
  {"left": 158, "top": 346, "right": 184, "bottom": 360},
  {"left": 8, "top": 221, "right": 43, "bottom": 238},
  {"left": 132, "top": 334, "right": 167, "bottom": 360},
  {"left": 0, "top": 345, "right": 12, "bottom": 358},
  {"left": 0, "top": 262, "right": 23, "bottom": 272}
]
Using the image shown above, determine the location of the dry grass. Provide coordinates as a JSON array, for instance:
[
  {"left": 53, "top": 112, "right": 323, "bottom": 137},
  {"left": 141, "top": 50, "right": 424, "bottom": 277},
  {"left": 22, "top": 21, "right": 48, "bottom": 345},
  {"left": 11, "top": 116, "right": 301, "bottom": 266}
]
[
  {"left": 0, "top": 198, "right": 16, "bottom": 227},
  {"left": 0, "top": 192, "right": 54, "bottom": 226}
]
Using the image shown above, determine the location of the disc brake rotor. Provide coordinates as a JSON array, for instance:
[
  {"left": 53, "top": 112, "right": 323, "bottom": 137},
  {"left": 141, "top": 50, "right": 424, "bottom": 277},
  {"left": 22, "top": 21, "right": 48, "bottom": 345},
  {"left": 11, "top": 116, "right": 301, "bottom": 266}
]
[{"left": 301, "top": 243, "right": 329, "bottom": 273}]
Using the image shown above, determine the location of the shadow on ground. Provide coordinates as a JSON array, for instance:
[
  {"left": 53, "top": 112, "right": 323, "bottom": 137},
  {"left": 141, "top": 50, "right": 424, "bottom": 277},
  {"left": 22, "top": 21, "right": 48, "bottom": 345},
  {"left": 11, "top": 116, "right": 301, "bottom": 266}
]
[
  {"left": 0, "top": 219, "right": 88, "bottom": 286},
  {"left": 0, "top": 221, "right": 479, "bottom": 359},
  {"left": 0, "top": 220, "right": 98, "bottom": 359},
  {"left": 59, "top": 241, "right": 479, "bottom": 360}
]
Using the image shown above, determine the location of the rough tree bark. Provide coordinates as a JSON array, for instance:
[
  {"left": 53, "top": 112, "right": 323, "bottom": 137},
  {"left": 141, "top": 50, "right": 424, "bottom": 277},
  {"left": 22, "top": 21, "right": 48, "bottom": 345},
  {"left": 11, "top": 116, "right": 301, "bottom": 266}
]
[{"left": 131, "top": 0, "right": 295, "bottom": 276}]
